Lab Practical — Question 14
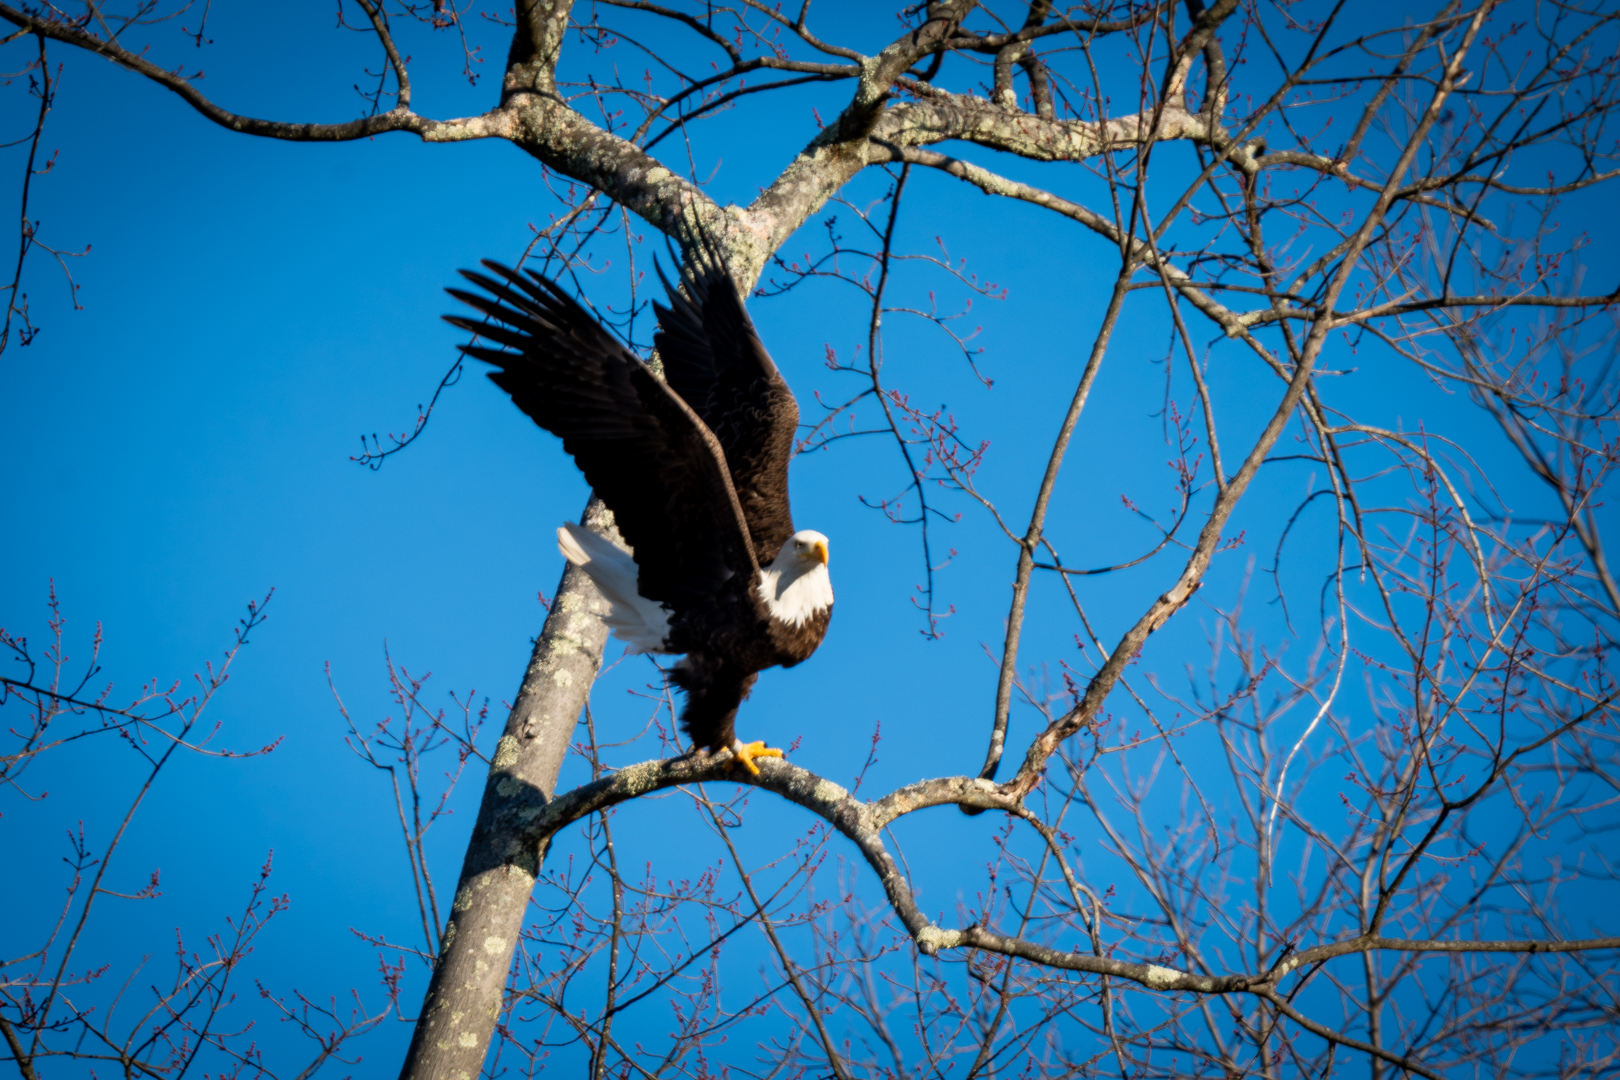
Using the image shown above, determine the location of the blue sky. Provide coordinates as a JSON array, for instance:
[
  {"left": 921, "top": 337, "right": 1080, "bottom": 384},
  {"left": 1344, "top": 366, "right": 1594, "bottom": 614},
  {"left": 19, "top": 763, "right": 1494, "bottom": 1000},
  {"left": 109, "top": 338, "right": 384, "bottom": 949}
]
[{"left": 4, "top": 3, "right": 1617, "bottom": 1075}]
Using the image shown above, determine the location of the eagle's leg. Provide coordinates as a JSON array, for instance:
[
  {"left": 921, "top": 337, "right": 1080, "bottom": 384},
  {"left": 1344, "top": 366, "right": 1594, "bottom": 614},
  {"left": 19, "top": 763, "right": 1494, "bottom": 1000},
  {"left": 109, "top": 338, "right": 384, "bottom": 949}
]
[
  {"left": 670, "top": 654, "right": 758, "bottom": 748},
  {"left": 672, "top": 658, "right": 780, "bottom": 769}
]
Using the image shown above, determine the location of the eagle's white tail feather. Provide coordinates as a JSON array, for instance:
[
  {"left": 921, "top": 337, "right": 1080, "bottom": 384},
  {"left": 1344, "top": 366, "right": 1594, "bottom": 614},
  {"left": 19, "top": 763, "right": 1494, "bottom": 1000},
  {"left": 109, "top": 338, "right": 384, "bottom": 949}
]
[{"left": 557, "top": 523, "right": 672, "bottom": 654}]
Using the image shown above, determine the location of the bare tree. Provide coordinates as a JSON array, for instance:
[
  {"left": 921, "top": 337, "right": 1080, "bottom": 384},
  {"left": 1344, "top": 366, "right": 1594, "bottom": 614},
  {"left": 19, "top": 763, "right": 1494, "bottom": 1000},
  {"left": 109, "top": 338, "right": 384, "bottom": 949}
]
[
  {"left": 5, "top": 0, "right": 1619, "bottom": 1077},
  {"left": 1, "top": 588, "right": 395, "bottom": 1078}
]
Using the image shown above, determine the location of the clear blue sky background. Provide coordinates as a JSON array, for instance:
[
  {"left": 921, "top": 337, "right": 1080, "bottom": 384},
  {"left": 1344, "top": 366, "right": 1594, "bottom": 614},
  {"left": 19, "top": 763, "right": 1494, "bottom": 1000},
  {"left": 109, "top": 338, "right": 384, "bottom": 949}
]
[{"left": 4, "top": 3, "right": 1616, "bottom": 1074}]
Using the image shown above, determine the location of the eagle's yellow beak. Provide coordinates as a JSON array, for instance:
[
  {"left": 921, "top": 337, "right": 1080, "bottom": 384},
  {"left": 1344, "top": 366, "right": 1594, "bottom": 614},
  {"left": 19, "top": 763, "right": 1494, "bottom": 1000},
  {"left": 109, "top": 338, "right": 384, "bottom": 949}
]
[{"left": 810, "top": 540, "right": 829, "bottom": 566}]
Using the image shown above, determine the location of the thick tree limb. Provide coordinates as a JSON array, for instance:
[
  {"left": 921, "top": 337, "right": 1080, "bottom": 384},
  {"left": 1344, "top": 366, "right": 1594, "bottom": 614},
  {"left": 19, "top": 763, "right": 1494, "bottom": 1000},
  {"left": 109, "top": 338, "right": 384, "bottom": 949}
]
[
  {"left": 0, "top": 4, "right": 512, "bottom": 143},
  {"left": 396, "top": 499, "right": 622, "bottom": 1080},
  {"left": 498, "top": 745, "right": 1620, "bottom": 1008}
]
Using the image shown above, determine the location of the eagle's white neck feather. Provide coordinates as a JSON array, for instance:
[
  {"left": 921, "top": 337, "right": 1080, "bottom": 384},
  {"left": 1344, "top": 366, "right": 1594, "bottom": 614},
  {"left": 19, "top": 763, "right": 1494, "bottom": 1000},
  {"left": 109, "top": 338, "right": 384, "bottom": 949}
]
[{"left": 758, "top": 551, "right": 834, "bottom": 628}]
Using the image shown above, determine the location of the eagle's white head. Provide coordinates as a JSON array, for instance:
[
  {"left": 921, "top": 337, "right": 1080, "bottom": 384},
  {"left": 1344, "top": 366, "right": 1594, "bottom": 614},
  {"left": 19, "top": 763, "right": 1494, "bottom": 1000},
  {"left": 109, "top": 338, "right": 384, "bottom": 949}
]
[{"left": 758, "top": 529, "right": 834, "bottom": 627}]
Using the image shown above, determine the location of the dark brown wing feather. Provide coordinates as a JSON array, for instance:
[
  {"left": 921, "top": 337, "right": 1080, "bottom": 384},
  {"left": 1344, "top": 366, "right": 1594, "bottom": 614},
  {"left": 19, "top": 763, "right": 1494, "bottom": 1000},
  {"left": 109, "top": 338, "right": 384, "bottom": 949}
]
[
  {"left": 654, "top": 261, "right": 799, "bottom": 563},
  {"left": 445, "top": 261, "right": 758, "bottom": 607}
]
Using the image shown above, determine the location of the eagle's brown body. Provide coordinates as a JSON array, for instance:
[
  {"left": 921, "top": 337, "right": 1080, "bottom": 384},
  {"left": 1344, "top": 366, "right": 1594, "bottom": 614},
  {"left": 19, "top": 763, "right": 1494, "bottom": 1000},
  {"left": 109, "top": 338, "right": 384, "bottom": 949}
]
[{"left": 446, "top": 257, "right": 832, "bottom": 768}]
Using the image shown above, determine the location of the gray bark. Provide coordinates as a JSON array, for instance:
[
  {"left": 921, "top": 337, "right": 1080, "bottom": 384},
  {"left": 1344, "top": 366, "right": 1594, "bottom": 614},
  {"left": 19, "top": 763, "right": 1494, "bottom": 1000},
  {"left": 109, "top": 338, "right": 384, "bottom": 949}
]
[{"left": 396, "top": 497, "right": 619, "bottom": 1080}]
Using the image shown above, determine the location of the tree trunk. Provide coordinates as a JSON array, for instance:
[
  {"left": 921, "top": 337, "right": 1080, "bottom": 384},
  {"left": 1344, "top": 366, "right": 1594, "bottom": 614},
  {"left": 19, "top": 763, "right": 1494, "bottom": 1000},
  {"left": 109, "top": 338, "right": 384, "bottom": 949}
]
[{"left": 397, "top": 496, "right": 617, "bottom": 1080}]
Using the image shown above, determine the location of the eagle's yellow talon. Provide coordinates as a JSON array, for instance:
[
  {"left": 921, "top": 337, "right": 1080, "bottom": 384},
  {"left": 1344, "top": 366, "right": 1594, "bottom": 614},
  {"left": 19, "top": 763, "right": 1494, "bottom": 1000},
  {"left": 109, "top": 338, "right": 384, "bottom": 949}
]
[{"left": 728, "top": 740, "right": 784, "bottom": 775}]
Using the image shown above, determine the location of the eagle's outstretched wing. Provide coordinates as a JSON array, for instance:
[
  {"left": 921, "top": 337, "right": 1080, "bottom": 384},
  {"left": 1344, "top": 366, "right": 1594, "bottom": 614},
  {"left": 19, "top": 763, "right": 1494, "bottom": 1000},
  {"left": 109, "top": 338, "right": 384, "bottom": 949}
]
[
  {"left": 446, "top": 261, "right": 758, "bottom": 607},
  {"left": 653, "top": 261, "right": 799, "bottom": 564}
]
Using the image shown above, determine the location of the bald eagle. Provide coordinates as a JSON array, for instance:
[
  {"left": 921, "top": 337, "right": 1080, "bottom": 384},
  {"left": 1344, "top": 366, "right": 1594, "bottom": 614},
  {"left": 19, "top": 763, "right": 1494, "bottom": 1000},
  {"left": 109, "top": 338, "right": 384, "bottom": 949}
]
[{"left": 445, "top": 259, "right": 833, "bottom": 773}]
